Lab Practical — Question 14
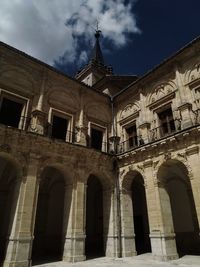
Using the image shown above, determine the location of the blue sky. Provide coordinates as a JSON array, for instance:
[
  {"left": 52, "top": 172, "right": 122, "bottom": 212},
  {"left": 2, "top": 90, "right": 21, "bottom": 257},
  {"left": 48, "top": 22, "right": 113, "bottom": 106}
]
[
  {"left": 107, "top": 0, "right": 200, "bottom": 76},
  {"left": 0, "top": 0, "right": 199, "bottom": 78}
]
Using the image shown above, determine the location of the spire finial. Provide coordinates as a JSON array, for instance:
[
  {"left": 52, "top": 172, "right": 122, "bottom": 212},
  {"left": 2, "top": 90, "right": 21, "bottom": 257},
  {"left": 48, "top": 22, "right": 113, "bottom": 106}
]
[{"left": 95, "top": 20, "right": 101, "bottom": 39}]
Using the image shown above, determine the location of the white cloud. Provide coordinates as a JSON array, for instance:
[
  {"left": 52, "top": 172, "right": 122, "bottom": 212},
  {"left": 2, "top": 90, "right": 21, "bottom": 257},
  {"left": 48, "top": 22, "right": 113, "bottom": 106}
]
[{"left": 0, "top": 0, "right": 140, "bottom": 68}]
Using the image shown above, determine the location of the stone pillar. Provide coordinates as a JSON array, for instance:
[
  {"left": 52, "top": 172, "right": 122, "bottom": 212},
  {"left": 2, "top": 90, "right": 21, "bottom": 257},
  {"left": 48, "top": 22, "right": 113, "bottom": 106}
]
[
  {"left": 178, "top": 103, "right": 193, "bottom": 129},
  {"left": 143, "top": 160, "right": 178, "bottom": 261},
  {"left": 186, "top": 145, "right": 200, "bottom": 227},
  {"left": 4, "top": 154, "right": 40, "bottom": 267},
  {"left": 63, "top": 181, "right": 86, "bottom": 262},
  {"left": 29, "top": 70, "right": 48, "bottom": 136},
  {"left": 138, "top": 122, "right": 150, "bottom": 144},
  {"left": 103, "top": 188, "right": 118, "bottom": 257},
  {"left": 29, "top": 110, "right": 47, "bottom": 135},
  {"left": 120, "top": 189, "right": 136, "bottom": 257}
]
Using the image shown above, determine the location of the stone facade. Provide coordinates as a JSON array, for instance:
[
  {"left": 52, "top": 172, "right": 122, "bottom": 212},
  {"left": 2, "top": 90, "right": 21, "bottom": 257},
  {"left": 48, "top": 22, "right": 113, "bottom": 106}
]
[{"left": 0, "top": 36, "right": 200, "bottom": 267}]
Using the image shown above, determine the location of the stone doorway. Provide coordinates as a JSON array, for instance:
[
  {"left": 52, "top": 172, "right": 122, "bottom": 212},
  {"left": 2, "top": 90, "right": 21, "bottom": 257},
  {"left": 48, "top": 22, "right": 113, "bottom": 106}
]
[
  {"left": 132, "top": 174, "right": 151, "bottom": 255},
  {"left": 0, "top": 156, "right": 20, "bottom": 266},
  {"left": 158, "top": 160, "right": 200, "bottom": 256},
  {"left": 32, "top": 167, "right": 65, "bottom": 265},
  {"left": 85, "top": 175, "right": 104, "bottom": 258}
]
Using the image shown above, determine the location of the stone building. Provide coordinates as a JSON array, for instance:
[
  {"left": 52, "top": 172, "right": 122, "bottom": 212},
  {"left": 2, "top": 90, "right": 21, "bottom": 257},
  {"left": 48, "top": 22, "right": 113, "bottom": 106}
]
[{"left": 0, "top": 32, "right": 200, "bottom": 267}]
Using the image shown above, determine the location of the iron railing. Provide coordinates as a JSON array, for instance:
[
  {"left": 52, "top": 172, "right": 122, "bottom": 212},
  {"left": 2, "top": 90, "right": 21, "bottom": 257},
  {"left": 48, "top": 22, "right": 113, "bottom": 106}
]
[
  {"left": 117, "top": 118, "right": 200, "bottom": 154},
  {"left": 0, "top": 114, "right": 200, "bottom": 154}
]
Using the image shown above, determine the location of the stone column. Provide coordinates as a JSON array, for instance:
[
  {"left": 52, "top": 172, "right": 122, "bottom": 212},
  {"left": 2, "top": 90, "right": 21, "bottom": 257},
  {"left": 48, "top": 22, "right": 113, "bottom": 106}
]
[
  {"left": 4, "top": 153, "right": 40, "bottom": 267},
  {"left": 120, "top": 189, "right": 136, "bottom": 257},
  {"left": 178, "top": 103, "right": 193, "bottom": 129},
  {"left": 143, "top": 160, "right": 178, "bottom": 261},
  {"left": 63, "top": 180, "right": 86, "bottom": 262},
  {"left": 138, "top": 122, "right": 150, "bottom": 144},
  {"left": 186, "top": 145, "right": 200, "bottom": 227},
  {"left": 103, "top": 188, "right": 118, "bottom": 257}
]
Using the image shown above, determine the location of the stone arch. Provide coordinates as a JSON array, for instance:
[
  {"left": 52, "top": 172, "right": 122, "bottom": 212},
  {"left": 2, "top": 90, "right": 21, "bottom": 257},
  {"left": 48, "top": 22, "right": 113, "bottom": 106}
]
[
  {"left": 157, "top": 159, "right": 200, "bottom": 256},
  {"left": 0, "top": 152, "right": 22, "bottom": 263},
  {"left": 121, "top": 169, "right": 151, "bottom": 256},
  {"left": 147, "top": 80, "right": 177, "bottom": 106},
  {"left": 37, "top": 157, "right": 73, "bottom": 186},
  {"left": 119, "top": 102, "right": 140, "bottom": 120},
  {"left": 184, "top": 61, "right": 200, "bottom": 84},
  {"left": 86, "top": 170, "right": 113, "bottom": 191},
  {"left": 32, "top": 162, "right": 73, "bottom": 264},
  {"left": 121, "top": 169, "right": 144, "bottom": 191},
  {"left": 85, "top": 171, "right": 113, "bottom": 258}
]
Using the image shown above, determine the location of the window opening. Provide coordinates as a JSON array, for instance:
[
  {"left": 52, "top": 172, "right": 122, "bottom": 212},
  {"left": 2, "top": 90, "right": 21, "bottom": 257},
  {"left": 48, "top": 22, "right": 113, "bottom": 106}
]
[
  {"left": 51, "top": 115, "right": 68, "bottom": 141},
  {"left": 158, "top": 107, "right": 175, "bottom": 136},
  {"left": 126, "top": 124, "right": 137, "bottom": 148},
  {"left": 91, "top": 128, "right": 103, "bottom": 150},
  {"left": 0, "top": 98, "right": 23, "bottom": 128}
]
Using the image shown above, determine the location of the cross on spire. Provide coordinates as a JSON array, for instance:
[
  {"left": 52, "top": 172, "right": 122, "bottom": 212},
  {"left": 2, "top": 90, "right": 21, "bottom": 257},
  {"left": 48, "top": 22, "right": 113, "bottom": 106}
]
[{"left": 90, "top": 22, "right": 104, "bottom": 65}]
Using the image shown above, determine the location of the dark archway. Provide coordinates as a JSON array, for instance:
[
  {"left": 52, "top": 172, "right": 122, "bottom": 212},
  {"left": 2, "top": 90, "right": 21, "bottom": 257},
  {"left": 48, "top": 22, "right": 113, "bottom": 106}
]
[
  {"left": 158, "top": 160, "right": 200, "bottom": 256},
  {"left": 85, "top": 175, "right": 104, "bottom": 258},
  {"left": 132, "top": 174, "right": 151, "bottom": 254},
  {"left": 32, "top": 167, "right": 65, "bottom": 265},
  {"left": 0, "top": 156, "right": 20, "bottom": 266}
]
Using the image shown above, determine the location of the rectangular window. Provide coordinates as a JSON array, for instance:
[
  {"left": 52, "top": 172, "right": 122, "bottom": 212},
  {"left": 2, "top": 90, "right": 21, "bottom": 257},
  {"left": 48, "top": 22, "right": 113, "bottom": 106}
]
[
  {"left": 48, "top": 108, "right": 73, "bottom": 142},
  {"left": 51, "top": 115, "right": 68, "bottom": 141},
  {"left": 158, "top": 107, "right": 175, "bottom": 136},
  {"left": 125, "top": 124, "right": 137, "bottom": 149},
  {"left": 91, "top": 127, "right": 103, "bottom": 150},
  {"left": 0, "top": 93, "right": 27, "bottom": 129}
]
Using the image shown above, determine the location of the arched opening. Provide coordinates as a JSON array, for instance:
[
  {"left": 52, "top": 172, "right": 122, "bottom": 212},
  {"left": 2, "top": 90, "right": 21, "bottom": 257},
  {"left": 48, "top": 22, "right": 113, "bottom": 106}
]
[
  {"left": 32, "top": 167, "right": 65, "bottom": 265},
  {"left": 158, "top": 160, "right": 200, "bottom": 256},
  {"left": 0, "top": 156, "right": 20, "bottom": 265},
  {"left": 131, "top": 173, "right": 151, "bottom": 254},
  {"left": 85, "top": 175, "right": 104, "bottom": 258}
]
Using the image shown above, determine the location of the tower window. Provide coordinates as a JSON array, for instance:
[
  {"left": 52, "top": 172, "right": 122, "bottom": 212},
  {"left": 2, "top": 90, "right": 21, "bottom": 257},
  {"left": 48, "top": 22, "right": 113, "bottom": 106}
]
[
  {"left": 91, "top": 127, "right": 103, "bottom": 151},
  {"left": 51, "top": 115, "right": 68, "bottom": 141},
  {"left": 0, "top": 97, "right": 23, "bottom": 128},
  {"left": 158, "top": 107, "right": 175, "bottom": 136}
]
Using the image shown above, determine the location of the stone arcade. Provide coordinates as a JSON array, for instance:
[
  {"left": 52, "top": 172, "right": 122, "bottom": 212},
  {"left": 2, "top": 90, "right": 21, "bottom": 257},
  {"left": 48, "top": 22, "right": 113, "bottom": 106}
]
[{"left": 0, "top": 33, "right": 200, "bottom": 267}]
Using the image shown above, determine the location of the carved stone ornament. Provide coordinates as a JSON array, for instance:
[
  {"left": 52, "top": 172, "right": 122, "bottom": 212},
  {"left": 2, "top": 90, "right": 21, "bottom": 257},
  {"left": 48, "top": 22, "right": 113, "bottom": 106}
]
[
  {"left": 120, "top": 103, "right": 139, "bottom": 119},
  {"left": 149, "top": 82, "right": 176, "bottom": 105},
  {"left": 164, "top": 152, "right": 171, "bottom": 161},
  {"left": 189, "top": 63, "right": 200, "bottom": 83}
]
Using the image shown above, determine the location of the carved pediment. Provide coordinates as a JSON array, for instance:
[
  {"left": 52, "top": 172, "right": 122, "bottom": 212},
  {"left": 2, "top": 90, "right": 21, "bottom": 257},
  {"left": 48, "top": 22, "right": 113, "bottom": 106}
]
[
  {"left": 185, "top": 62, "right": 200, "bottom": 85},
  {"left": 147, "top": 81, "right": 177, "bottom": 108},
  {"left": 120, "top": 103, "right": 140, "bottom": 120}
]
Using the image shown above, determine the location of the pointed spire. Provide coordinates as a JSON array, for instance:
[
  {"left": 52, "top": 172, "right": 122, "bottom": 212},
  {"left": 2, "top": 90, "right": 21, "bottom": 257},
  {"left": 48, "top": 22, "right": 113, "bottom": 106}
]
[{"left": 90, "top": 29, "right": 104, "bottom": 65}]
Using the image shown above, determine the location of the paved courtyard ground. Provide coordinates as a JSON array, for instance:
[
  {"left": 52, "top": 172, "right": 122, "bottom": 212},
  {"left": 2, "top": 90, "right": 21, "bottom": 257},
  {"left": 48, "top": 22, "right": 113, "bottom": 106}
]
[{"left": 33, "top": 254, "right": 200, "bottom": 267}]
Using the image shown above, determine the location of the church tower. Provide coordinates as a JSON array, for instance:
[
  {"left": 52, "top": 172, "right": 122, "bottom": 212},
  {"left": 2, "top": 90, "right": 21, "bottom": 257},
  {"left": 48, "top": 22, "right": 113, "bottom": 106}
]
[{"left": 75, "top": 30, "right": 113, "bottom": 87}]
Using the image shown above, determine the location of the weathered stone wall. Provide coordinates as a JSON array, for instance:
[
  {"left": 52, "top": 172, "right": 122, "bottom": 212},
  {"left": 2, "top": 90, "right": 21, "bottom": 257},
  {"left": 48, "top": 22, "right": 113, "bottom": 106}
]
[{"left": 0, "top": 125, "right": 116, "bottom": 266}]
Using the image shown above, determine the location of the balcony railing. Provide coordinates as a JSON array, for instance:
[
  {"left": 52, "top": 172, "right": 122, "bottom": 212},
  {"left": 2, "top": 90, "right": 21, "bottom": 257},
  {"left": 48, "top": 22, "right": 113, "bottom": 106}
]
[
  {"left": 117, "top": 119, "right": 200, "bottom": 154},
  {"left": 0, "top": 115, "right": 200, "bottom": 155}
]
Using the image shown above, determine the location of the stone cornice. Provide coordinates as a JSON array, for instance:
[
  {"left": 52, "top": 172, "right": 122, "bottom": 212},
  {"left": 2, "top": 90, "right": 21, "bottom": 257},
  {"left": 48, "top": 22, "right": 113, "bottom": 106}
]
[{"left": 117, "top": 125, "right": 200, "bottom": 166}]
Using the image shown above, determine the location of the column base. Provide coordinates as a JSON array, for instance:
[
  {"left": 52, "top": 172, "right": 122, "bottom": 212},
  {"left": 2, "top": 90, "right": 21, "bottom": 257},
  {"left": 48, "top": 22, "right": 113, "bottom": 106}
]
[
  {"left": 3, "top": 237, "right": 32, "bottom": 267},
  {"left": 121, "top": 235, "right": 137, "bottom": 257},
  {"left": 105, "top": 235, "right": 119, "bottom": 257},
  {"left": 63, "top": 235, "right": 85, "bottom": 263},
  {"left": 150, "top": 232, "right": 179, "bottom": 261},
  {"left": 63, "top": 255, "right": 86, "bottom": 263},
  {"left": 2, "top": 260, "right": 29, "bottom": 267}
]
